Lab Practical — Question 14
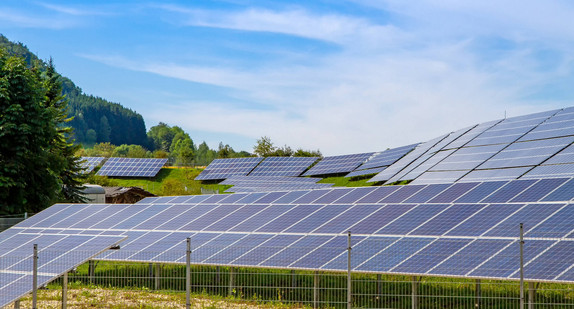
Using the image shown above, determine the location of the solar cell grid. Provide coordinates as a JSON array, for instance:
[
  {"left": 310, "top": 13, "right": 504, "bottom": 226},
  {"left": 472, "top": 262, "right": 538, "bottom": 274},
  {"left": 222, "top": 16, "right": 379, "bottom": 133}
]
[
  {"left": 96, "top": 157, "right": 167, "bottom": 177},
  {"left": 399, "top": 149, "right": 456, "bottom": 181},
  {"left": 523, "top": 164, "right": 574, "bottom": 179},
  {"left": 376, "top": 204, "right": 448, "bottom": 235},
  {"left": 355, "top": 186, "right": 402, "bottom": 203},
  {"left": 302, "top": 152, "right": 375, "bottom": 176},
  {"left": 403, "top": 183, "right": 452, "bottom": 203},
  {"left": 357, "top": 144, "right": 418, "bottom": 170},
  {"left": 80, "top": 157, "right": 105, "bottom": 173},
  {"left": 248, "top": 156, "right": 319, "bottom": 177},
  {"left": 409, "top": 204, "right": 485, "bottom": 236},
  {"left": 195, "top": 157, "right": 263, "bottom": 180},
  {"left": 356, "top": 237, "right": 434, "bottom": 272},
  {"left": 351, "top": 204, "right": 415, "bottom": 234},
  {"left": 411, "top": 170, "right": 469, "bottom": 185},
  {"left": 480, "top": 179, "right": 537, "bottom": 203},
  {"left": 345, "top": 166, "right": 387, "bottom": 178},
  {"left": 459, "top": 167, "right": 532, "bottom": 182},
  {"left": 484, "top": 203, "right": 564, "bottom": 237},
  {"left": 391, "top": 238, "right": 472, "bottom": 274}
]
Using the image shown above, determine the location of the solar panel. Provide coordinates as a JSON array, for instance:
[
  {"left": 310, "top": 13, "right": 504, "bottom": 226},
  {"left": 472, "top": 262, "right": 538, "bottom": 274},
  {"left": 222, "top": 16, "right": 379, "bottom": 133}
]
[
  {"left": 302, "top": 152, "right": 375, "bottom": 176},
  {"left": 345, "top": 166, "right": 387, "bottom": 178},
  {"left": 195, "top": 157, "right": 264, "bottom": 181},
  {"left": 248, "top": 156, "right": 319, "bottom": 177},
  {"left": 79, "top": 157, "right": 105, "bottom": 173},
  {"left": 354, "top": 144, "right": 418, "bottom": 171},
  {"left": 0, "top": 231, "right": 125, "bottom": 308},
  {"left": 96, "top": 157, "right": 167, "bottom": 177}
]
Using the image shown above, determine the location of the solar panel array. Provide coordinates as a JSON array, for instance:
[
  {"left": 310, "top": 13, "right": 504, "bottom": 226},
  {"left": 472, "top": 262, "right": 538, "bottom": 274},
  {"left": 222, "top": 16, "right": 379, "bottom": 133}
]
[
  {"left": 80, "top": 157, "right": 106, "bottom": 173},
  {"left": 346, "top": 144, "right": 418, "bottom": 178},
  {"left": 11, "top": 176, "right": 574, "bottom": 283},
  {"left": 96, "top": 157, "right": 167, "bottom": 177},
  {"left": 369, "top": 107, "right": 574, "bottom": 184},
  {"left": 302, "top": 152, "right": 375, "bottom": 176},
  {"left": 0, "top": 227, "right": 124, "bottom": 308},
  {"left": 195, "top": 157, "right": 263, "bottom": 181},
  {"left": 248, "top": 157, "right": 319, "bottom": 177},
  {"left": 220, "top": 176, "right": 331, "bottom": 193}
]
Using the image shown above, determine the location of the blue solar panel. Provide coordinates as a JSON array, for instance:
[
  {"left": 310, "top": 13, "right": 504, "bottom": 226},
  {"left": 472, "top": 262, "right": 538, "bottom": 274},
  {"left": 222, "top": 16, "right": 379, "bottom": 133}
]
[
  {"left": 527, "top": 205, "right": 574, "bottom": 238},
  {"left": 356, "top": 237, "right": 434, "bottom": 272},
  {"left": 248, "top": 156, "right": 319, "bottom": 177},
  {"left": 203, "top": 205, "right": 268, "bottom": 231},
  {"left": 345, "top": 166, "right": 387, "bottom": 178},
  {"left": 403, "top": 183, "right": 451, "bottom": 203},
  {"left": 292, "top": 189, "right": 332, "bottom": 204},
  {"left": 253, "top": 191, "right": 289, "bottom": 204},
  {"left": 229, "top": 205, "right": 297, "bottom": 232},
  {"left": 313, "top": 189, "right": 353, "bottom": 204},
  {"left": 453, "top": 181, "right": 507, "bottom": 203},
  {"left": 444, "top": 203, "right": 521, "bottom": 237},
  {"left": 510, "top": 178, "right": 569, "bottom": 202},
  {"left": 260, "top": 235, "right": 333, "bottom": 267},
  {"left": 190, "top": 234, "right": 246, "bottom": 263},
  {"left": 399, "top": 149, "right": 456, "bottom": 181},
  {"left": 480, "top": 179, "right": 537, "bottom": 203},
  {"left": 409, "top": 204, "right": 485, "bottom": 236},
  {"left": 356, "top": 144, "right": 418, "bottom": 170},
  {"left": 356, "top": 186, "right": 401, "bottom": 204},
  {"left": 519, "top": 241, "right": 574, "bottom": 280},
  {"left": 378, "top": 185, "right": 426, "bottom": 203},
  {"left": 80, "top": 156, "right": 105, "bottom": 173},
  {"left": 284, "top": 205, "right": 353, "bottom": 233},
  {"left": 303, "top": 152, "right": 375, "bottom": 176},
  {"left": 446, "top": 120, "right": 501, "bottom": 149},
  {"left": 314, "top": 205, "right": 383, "bottom": 234},
  {"left": 195, "top": 157, "right": 263, "bottom": 181},
  {"left": 321, "top": 236, "right": 397, "bottom": 270},
  {"left": 484, "top": 203, "right": 563, "bottom": 237},
  {"left": 272, "top": 191, "right": 309, "bottom": 203},
  {"left": 428, "top": 182, "right": 480, "bottom": 203},
  {"left": 351, "top": 204, "right": 415, "bottom": 234},
  {"left": 290, "top": 236, "right": 349, "bottom": 269},
  {"left": 96, "top": 157, "right": 167, "bottom": 177},
  {"left": 429, "top": 144, "right": 507, "bottom": 172},
  {"left": 410, "top": 170, "right": 469, "bottom": 185},
  {"left": 336, "top": 187, "right": 380, "bottom": 204},
  {"left": 542, "top": 178, "right": 574, "bottom": 201},
  {"left": 256, "top": 204, "right": 319, "bottom": 233},
  {"left": 392, "top": 238, "right": 472, "bottom": 274},
  {"left": 459, "top": 167, "right": 532, "bottom": 182},
  {"left": 376, "top": 204, "right": 448, "bottom": 235},
  {"left": 522, "top": 163, "right": 574, "bottom": 179},
  {"left": 429, "top": 239, "right": 512, "bottom": 276},
  {"left": 203, "top": 234, "right": 275, "bottom": 265},
  {"left": 232, "top": 235, "right": 303, "bottom": 266},
  {"left": 469, "top": 240, "right": 552, "bottom": 278}
]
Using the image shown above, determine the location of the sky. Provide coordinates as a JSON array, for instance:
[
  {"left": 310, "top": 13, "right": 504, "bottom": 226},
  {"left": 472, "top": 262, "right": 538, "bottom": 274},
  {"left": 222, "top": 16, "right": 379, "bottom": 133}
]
[{"left": 2, "top": 1, "right": 574, "bottom": 155}]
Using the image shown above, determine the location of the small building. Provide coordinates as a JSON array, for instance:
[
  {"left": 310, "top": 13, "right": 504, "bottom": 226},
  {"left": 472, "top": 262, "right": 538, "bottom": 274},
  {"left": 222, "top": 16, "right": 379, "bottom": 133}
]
[
  {"left": 81, "top": 184, "right": 106, "bottom": 203},
  {"left": 104, "top": 187, "right": 156, "bottom": 204}
]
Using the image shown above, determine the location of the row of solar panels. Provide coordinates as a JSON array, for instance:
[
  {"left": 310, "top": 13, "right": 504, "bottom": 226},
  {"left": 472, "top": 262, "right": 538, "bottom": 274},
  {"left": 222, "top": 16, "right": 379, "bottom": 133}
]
[
  {"left": 9, "top": 175, "right": 574, "bottom": 284},
  {"left": 80, "top": 157, "right": 167, "bottom": 177},
  {"left": 196, "top": 144, "right": 418, "bottom": 181},
  {"left": 371, "top": 107, "right": 574, "bottom": 184}
]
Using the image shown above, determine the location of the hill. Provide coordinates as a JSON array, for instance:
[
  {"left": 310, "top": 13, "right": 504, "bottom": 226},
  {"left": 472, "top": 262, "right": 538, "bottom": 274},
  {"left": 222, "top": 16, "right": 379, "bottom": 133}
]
[{"left": 0, "top": 34, "right": 149, "bottom": 148}]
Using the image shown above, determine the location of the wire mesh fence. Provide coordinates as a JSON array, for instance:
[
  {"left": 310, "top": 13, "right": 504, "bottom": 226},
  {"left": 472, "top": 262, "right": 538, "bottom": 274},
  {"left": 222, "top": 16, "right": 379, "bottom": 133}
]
[{"left": 4, "top": 233, "right": 574, "bottom": 308}]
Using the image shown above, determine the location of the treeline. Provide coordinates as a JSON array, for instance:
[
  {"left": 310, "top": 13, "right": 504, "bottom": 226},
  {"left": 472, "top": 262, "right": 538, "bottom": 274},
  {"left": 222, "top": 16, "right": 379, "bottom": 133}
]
[
  {"left": 0, "top": 34, "right": 149, "bottom": 148},
  {"left": 79, "top": 123, "right": 252, "bottom": 166}
]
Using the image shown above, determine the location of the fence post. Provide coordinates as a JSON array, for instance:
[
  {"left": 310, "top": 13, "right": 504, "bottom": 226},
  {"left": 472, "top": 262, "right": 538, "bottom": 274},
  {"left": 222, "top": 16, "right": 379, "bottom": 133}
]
[
  {"left": 291, "top": 269, "right": 297, "bottom": 293},
  {"left": 154, "top": 264, "right": 161, "bottom": 290},
  {"left": 347, "top": 231, "right": 352, "bottom": 309},
  {"left": 88, "top": 260, "right": 95, "bottom": 284},
  {"left": 377, "top": 274, "right": 382, "bottom": 299},
  {"left": 186, "top": 237, "right": 191, "bottom": 309},
  {"left": 62, "top": 271, "right": 68, "bottom": 309},
  {"left": 13, "top": 300, "right": 20, "bottom": 309},
  {"left": 528, "top": 282, "right": 536, "bottom": 309},
  {"left": 229, "top": 267, "right": 235, "bottom": 296},
  {"left": 314, "top": 271, "right": 319, "bottom": 309},
  {"left": 412, "top": 277, "right": 419, "bottom": 309},
  {"left": 520, "top": 223, "right": 525, "bottom": 309},
  {"left": 32, "top": 244, "right": 38, "bottom": 309},
  {"left": 475, "top": 279, "right": 481, "bottom": 308}
]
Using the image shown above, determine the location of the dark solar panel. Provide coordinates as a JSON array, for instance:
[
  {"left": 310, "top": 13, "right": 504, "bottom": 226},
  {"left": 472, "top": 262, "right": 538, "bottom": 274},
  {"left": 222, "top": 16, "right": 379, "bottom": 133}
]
[
  {"left": 80, "top": 156, "right": 105, "bottom": 173},
  {"left": 96, "top": 157, "right": 167, "bottom": 177},
  {"left": 195, "top": 157, "right": 263, "bottom": 181},
  {"left": 303, "top": 152, "right": 375, "bottom": 176},
  {"left": 248, "top": 156, "right": 319, "bottom": 177}
]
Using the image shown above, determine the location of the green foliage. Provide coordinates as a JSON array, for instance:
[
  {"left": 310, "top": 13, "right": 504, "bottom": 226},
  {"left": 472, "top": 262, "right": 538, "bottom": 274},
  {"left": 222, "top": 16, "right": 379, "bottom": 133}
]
[
  {"left": 0, "top": 34, "right": 149, "bottom": 148},
  {"left": 253, "top": 136, "right": 322, "bottom": 157},
  {"left": 318, "top": 176, "right": 376, "bottom": 187},
  {"left": 0, "top": 50, "right": 84, "bottom": 214},
  {"left": 112, "top": 144, "right": 150, "bottom": 158},
  {"left": 253, "top": 136, "right": 275, "bottom": 157}
]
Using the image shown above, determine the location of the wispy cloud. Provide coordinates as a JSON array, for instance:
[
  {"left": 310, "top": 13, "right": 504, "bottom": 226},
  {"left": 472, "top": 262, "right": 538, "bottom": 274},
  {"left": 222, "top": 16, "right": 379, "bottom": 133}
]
[
  {"left": 0, "top": 9, "right": 79, "bottom": 29},
  {"left": 35, "top": 2, "right": 112, "bottom": 16},
  {"left": 79, "top": 2, "right": 574, "bottom": 154}
]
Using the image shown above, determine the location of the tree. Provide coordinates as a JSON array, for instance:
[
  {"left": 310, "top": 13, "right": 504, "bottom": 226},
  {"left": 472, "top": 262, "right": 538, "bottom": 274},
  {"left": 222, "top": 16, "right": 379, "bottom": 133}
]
[
  {"left": 253, "top": 136, "right": 275, "bottom": 157},
  {"left": 0, "top": 51, "right": 84, "bottom": 214}
]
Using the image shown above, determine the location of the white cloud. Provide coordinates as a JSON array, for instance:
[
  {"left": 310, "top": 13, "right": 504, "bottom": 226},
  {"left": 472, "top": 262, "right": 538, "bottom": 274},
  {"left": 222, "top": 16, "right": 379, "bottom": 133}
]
[{"left": 83, "top": 3, "right": 574, "bottom": 155}]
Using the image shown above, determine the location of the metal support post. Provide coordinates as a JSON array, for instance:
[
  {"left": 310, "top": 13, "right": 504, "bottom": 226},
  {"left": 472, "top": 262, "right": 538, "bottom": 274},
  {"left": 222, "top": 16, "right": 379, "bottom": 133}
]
[
  {"left": 475, "top": 279, "right": 481, "bottom": 309},
  {"left": 377, "top": 274, "right": 382, "bottom": 299},
  {"left": 62, "top": 272, "right": 68, "bottom": 309},
  {"left": 154, "top": 264, "right": 161, "bottom": 290},
  {"left": 216, "top": 266, "right": 221, "bottom": 284},
  {"left": 520, "top": 223, "right": 525, "bottom": 309},
  {"left": 229, "top": 267, "right": 235, "bottom": 296},
  {"left": 528, "top": 282, "right": 536, "bottom": 309},
  {"left": 411, "top": 277, "right": 419, "bottom": 309},
  {"left": 347, "top": 231, "right": 352, "bottom": 309},
  {"left": 314, "top": 271, "right": 319, "bottom": 309},
  {"left": 291, "top": 269, "right": 297, "bottom": 291},
  {"left": 33, "top": 244, "right": 38, "bottom": 309},
  {"left": 88, "top": 260, "right": 95, "bottom": 284},
  {"left": 186, "top": 237, "right": 191, "bottom": 309},
  {"left": 14, "top": 300, "right": 20, "bottom": 309}
]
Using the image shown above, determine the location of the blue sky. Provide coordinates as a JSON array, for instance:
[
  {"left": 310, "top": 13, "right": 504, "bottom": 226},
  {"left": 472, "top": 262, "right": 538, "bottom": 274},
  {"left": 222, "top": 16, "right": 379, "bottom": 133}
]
[{"left": 2, "top": 1, "right": 574, "bottom": 155}]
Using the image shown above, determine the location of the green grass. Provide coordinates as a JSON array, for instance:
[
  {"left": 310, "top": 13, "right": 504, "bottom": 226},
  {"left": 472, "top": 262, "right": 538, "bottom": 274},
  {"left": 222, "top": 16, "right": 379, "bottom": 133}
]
[{"left": 98, "top": 167, "right": 230, "bottom": 196}]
